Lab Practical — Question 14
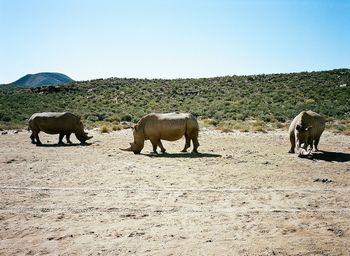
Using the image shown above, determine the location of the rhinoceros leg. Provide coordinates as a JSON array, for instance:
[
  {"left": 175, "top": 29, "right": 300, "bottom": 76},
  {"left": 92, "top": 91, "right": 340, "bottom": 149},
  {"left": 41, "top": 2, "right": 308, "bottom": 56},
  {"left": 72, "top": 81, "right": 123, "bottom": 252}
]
[
  {"left": 30, "top": 133, "right": 36, "bottom": 144},
  {"left": 308, "top": 140, "right": 314, "bottom": 152},
  {"left": 34, "top": 132, "right": 42, "bottom": 145},
  {"left": 58, "top": 133, "right": 65, "bottom": 144},
  {"left": 192, "top": 137, "right": 199, "bottom": 153},
  {"left": 181, "top": 135, "right": 191, "bottom": 152},
  {"left": 189, "top": 128, "right": 199, "bottom": 153},
  {"left": 289, "top": 133, "right": 295, "bottom": 153},
  {"left": 150, "top": 139, "right": 158, "bottom": 154},
  {"left": 314, "top": 137, "right": 320, "bottom": 151},
  {"left": 66, "top": 133, "right": 72, "bottom": 144},
  {"left": 157, "top": 140, "right": 166, "bottom": 153}
]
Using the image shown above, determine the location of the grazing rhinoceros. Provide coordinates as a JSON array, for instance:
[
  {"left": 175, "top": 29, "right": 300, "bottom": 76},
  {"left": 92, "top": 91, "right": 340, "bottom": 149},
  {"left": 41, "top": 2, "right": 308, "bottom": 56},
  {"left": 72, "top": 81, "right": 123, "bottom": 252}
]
[
  {"left": 288, "top": 110, "right": 325, "bottom": 156},
  {"left": 121, "top": 112, "right": 199, "bottom": 154},
  {"left": 28, "top": 112, "right": 92, "bottom": 145}
]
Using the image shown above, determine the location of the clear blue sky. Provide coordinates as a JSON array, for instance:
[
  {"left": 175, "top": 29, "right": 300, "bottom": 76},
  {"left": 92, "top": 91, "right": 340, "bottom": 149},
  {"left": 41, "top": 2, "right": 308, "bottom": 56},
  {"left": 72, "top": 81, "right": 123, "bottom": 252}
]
[{"left": 0, "top": 0, "right": 349, "bottom": 83}]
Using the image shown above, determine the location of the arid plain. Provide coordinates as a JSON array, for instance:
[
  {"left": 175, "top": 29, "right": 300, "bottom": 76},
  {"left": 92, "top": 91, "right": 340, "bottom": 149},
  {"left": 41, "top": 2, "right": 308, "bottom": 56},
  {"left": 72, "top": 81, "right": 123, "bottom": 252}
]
[{"left": 1, "top": 128, "right": 349, "bottom": 255}]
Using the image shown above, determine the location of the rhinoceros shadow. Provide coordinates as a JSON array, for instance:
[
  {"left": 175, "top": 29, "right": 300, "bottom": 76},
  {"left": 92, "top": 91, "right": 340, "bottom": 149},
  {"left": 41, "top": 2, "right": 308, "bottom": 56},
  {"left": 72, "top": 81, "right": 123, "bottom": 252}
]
[
  {"left": 308, "top": 150, "right": 350, "bottom": 163},
  {"left": 36, "top": 142, "right": 92, "bottom": 147},
  {"left": 143, "top": 152, "right": 221, "bottom": 158}
]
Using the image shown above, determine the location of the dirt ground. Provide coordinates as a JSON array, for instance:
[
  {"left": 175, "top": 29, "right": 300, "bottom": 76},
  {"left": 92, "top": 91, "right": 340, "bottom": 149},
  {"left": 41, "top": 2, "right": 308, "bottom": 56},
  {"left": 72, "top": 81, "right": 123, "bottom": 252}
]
[{"left": 0, "top": 128, "right": 349, "bottom": 255}]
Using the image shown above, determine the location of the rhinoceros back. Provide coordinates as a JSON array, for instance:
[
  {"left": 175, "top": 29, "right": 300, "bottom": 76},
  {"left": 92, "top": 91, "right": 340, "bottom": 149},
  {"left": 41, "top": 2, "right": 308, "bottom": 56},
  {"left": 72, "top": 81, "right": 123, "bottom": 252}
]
[
  {"left": 289, "top": 110, "right": 325, "bottom": 139},
  {"left": 150, "top": 112, "right": 197, "bottom": 129},
  {"left": 29, "top": 112, "right": 81, "bottom": 134},
  {"left": 140, "top": 112, "right": 198, "bottom": 141}
]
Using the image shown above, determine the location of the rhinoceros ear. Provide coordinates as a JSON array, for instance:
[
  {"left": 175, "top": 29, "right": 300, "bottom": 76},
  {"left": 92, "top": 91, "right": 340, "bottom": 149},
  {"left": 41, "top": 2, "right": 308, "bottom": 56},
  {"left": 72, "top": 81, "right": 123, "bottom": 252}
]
[{"left": 133, "top": 124, "right": 139, "bottom": 131}]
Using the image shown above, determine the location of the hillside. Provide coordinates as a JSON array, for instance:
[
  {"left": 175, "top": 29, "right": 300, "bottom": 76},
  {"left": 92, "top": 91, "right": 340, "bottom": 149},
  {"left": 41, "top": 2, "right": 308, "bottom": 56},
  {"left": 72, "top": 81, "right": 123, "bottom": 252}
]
[
  {"left": 0, "top": 69, "right": 349, "bottom": 132},
  {"left": 8, "top": 72, "right": 73, "bottom": 88}
]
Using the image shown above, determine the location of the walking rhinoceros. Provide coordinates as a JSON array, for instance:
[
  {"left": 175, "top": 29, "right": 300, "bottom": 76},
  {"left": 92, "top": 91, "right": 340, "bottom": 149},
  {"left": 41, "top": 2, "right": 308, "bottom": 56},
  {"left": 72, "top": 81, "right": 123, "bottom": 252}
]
[
  {"left": 121, "top": 112, "right": 199, "bottom": 154},
  {"left": 288, "top": 110, "right": 325, "bottom": 156},
  {"left": 28, "top": 112, "right": 92, "bottom": 145}
]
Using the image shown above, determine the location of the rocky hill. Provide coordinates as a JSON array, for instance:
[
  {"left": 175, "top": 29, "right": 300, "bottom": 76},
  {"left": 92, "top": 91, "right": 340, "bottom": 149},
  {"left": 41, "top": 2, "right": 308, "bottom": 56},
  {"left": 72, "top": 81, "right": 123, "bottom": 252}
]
[{"left": 9, "top": 72, "right": 73, "bottom": 88}]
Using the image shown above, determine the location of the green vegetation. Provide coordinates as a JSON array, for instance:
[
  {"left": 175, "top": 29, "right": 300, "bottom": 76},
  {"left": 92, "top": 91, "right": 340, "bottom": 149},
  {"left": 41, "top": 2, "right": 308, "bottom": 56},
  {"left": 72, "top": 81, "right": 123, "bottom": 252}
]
[{"left": 1, "top": 69, "right": 349, "bottom": 133}]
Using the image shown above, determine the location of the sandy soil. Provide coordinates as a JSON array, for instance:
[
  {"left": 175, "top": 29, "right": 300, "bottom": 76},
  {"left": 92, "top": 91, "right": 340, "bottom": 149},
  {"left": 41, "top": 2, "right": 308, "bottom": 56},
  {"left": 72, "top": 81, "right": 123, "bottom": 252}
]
[{"left": 0, "top": 128, "right": 349, "bottom": 255}]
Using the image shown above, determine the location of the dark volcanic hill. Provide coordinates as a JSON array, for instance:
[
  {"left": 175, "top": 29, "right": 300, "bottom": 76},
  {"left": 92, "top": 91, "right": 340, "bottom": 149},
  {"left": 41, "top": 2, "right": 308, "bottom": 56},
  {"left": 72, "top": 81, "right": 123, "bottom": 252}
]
[{"left": 9, "top": 72, "right": 74, "bottom": 88}]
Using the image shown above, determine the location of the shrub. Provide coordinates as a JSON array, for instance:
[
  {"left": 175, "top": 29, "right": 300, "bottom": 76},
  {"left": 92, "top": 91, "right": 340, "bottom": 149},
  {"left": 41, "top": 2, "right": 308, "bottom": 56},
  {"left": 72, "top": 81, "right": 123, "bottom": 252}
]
[
  {"left": 100, "top": 125, "right": 110, "bottom": 133},
  {"left": 112, "top": 125, "right": 121, "bottom": 131},
  {"left": 1, "top": 69, "right": 349, "bottom": 135},
  {"left": 107, "top": 115, "right": 121, "bottom": 123},
  {"left": 121, "top": 114, "right": 132, "bottom": 122}
]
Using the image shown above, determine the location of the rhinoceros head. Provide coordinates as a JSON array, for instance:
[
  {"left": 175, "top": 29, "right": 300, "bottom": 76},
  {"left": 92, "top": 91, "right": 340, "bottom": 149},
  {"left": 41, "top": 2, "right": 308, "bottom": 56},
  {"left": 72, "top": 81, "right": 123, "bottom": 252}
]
[
  {"left": 295, "top": 124, "right": 312, "bottom": 142},
  {"left": 295, "top": 124, "right": 312, "bottom": 157},
  {"left": 76, "top": 132, "right": 93, "bottom": 144},
  {"left": 120, "top": 124, "right": 144, "bottom": 154},
  {"left": 75, "top": 121, "right": 93, "bottom": 144}
]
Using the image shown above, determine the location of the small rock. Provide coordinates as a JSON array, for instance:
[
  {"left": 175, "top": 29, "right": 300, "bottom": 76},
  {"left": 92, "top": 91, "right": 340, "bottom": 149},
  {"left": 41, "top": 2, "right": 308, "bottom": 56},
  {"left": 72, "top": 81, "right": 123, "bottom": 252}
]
[
  {"left": 314, "top": 178, "right": 333, "bottom": 183},
  {"left": 327, "top": 227, "right": 344, "bottom": 237},
  {"left": 128, "top": 231, "right": 145, "bottom": 237}
]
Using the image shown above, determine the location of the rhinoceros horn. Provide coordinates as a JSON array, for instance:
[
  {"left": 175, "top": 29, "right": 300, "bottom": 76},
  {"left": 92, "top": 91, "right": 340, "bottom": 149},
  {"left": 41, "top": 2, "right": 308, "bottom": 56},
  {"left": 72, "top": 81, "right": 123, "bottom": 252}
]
[
  {"left": 298, "top": 148, "right": 312, "bottom": 158},
  {"left": 84, "top": 132, "right": 93, "bottom": 140},
  {"left": 120, "top": 143, "right": 134, "bottom": 151}
]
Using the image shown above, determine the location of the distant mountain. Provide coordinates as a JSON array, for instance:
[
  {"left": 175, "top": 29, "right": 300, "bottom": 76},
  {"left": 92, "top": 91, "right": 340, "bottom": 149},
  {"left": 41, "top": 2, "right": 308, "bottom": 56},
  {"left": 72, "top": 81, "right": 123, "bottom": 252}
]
[{"left": 9, "top": 72, "right": 74, "bottom": 88}]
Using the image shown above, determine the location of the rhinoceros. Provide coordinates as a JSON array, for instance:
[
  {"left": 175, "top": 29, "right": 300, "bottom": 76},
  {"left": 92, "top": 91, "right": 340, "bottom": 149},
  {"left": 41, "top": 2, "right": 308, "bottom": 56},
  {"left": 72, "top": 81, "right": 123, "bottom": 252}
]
[
  {"left": 121, "top": 112, "right": 199, "bottom": 154},
  {"left": 28, "top": 112, "right": 92, "bottom": 145},
  {"left": 288, "top": 110, "right": 325, "bottom": 156}
]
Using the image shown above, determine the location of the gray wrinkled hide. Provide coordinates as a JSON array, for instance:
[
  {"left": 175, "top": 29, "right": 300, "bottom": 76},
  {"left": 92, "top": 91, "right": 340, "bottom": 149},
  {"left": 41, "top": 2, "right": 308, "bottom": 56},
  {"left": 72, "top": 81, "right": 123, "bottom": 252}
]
[
  {"left": 124, "top": 112, "right": 200, "bottom": 154},
  {"left": 28, "top": 112, "right": 91, "bottom": 145},
  {"left": 288, "top": 110, "right": 325, "bottom": 156}
]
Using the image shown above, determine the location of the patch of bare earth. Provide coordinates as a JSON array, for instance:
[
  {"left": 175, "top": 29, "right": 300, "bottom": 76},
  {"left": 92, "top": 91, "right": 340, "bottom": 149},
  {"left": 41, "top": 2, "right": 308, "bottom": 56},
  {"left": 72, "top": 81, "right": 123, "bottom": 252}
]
[{"left": 0, "top": 128, "right": 349, "bottom": 255}]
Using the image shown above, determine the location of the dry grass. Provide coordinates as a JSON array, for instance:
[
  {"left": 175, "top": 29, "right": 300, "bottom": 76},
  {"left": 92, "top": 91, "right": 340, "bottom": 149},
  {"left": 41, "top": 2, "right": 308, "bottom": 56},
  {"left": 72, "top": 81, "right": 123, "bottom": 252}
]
[
  {"left": 99, "top": 121, "right": 131, "bottom": 133},
  {"left": 327, "top": 119, "right": 350, "bottom": 135},
  {"left": 201, "top": 118, "right": 350, "bottom": 136},
  {"left": 100, "top": 124, "right": 110, "bottom": 133},
  {"left": 216, "top": 119, "right": 273, "bottom": 133}
]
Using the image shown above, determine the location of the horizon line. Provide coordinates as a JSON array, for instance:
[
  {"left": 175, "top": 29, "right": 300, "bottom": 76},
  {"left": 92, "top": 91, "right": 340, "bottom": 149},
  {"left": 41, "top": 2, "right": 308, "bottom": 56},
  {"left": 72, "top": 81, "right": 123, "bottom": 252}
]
[{"left": 2, "top": 67, "right": 349, "bottom": 85}]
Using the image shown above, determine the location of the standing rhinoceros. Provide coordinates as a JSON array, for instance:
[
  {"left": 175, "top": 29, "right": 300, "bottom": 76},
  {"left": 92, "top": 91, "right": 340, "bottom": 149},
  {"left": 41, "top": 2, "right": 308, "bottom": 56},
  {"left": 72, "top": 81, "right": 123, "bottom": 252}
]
[
  {"left": 28, "top": 112, "right": 92, "bottom": 145},
  {"left": 121, "top": 112, "right": 199, "bottom": 154},
  {"left": 288, "top": 110, "right": 325, "bottom": 156}
]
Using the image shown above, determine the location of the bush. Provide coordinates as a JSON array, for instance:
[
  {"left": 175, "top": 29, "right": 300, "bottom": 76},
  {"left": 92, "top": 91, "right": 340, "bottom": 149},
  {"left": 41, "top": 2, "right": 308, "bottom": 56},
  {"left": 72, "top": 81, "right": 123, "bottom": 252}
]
[
  {"left": 100, "top": 124, "right": 110, "bottom": 133},
  {"left": 121, "top": 114, "right": 132, "bottom": 122},
  {"left": 107, "top": 115, "right": 121, "bottom": 123},
  {"left": 1, "top": 69, "right": 349, "bottom": 135},
  {"left": 1, "top": 115, "right": 11, "bottom": 122}
]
